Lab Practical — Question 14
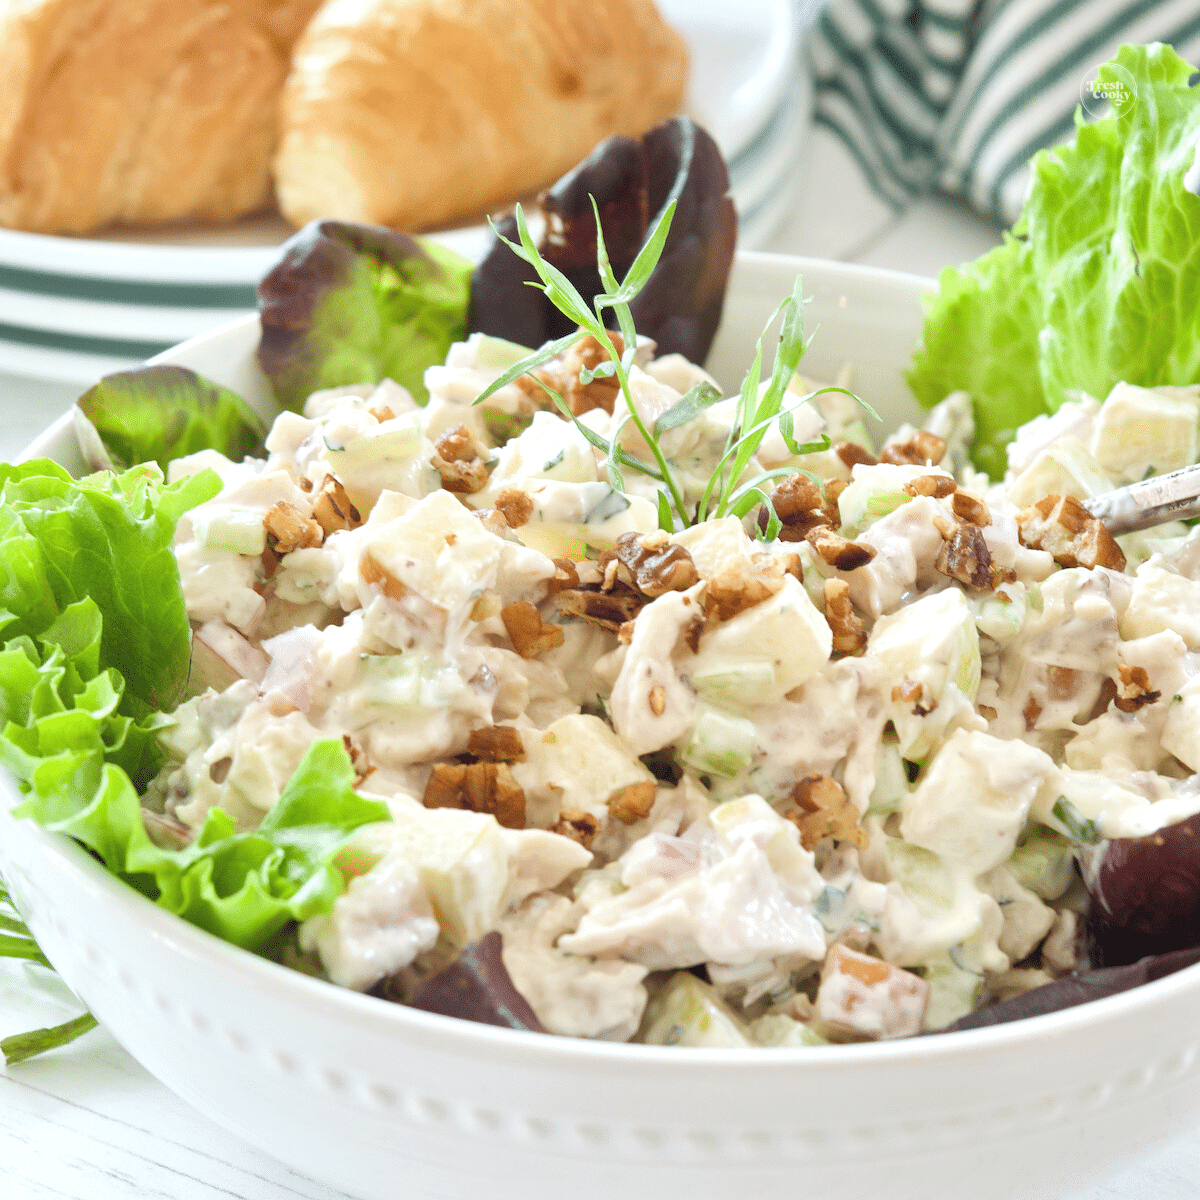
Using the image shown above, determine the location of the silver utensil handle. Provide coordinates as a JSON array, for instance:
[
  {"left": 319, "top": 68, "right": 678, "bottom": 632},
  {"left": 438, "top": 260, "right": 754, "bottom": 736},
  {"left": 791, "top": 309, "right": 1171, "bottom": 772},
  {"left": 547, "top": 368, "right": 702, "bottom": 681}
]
[{"left": 1082, "top": 463, "right": 1200, "bottom": 536}]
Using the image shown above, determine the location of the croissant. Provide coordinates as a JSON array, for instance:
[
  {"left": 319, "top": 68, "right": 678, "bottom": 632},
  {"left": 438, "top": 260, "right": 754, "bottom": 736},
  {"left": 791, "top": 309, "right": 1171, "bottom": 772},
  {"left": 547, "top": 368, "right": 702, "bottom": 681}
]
[
  {"left": 0, "top": 0, "right": 323, "bottom": 235},
  {"left": 274, "top": 0, "right": 690, "bottom": 233}
]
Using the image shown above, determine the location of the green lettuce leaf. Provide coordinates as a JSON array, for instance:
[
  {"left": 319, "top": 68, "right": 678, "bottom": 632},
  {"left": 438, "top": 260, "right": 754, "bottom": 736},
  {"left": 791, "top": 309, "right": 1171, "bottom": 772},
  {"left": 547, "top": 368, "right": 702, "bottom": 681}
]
[
  {"left": 257, "top": 220, "right": 472, "bottom": 409},
  {"left": 75, "top": 364, "right": 267, "bottom": 473},
  {"left": 0, "top": 460, "right": 220, "bottom": 714},
  {"left": 907, "top": 43, "right": 1200, "bottom": 472},
  {"left": 4, "top": 612, "right": 390, "bottom": 950}
]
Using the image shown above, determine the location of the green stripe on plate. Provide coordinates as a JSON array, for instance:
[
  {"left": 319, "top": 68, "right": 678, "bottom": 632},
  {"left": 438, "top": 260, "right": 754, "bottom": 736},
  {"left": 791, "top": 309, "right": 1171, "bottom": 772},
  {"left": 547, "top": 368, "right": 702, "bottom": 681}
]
[
  {"left": 0, "top": 264, "right": 258, "bottom": 309},
  {"left": 0, "top": 320, "right": 175, "bottom": 359}
]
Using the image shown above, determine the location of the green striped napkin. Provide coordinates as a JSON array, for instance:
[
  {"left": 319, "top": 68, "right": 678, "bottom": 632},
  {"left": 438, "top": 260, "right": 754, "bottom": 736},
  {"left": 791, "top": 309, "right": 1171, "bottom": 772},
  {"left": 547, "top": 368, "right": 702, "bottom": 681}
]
[{"left": 806, "top": 0, "right": 1200, "bottom": 222}]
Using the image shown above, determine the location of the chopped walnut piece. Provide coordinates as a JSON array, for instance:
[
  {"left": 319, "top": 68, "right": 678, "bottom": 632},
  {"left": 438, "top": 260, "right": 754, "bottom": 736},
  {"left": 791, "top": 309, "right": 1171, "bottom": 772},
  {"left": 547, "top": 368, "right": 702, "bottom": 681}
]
[
  {"left": 807, "top": 526, "right": 877, "bottom": 571},
  {"left": 474, "top": 508, "right": 509, "bottom": 537},
  {"left": 524, "top": 332, "right": 625, "bottom": 416},
  {"left": 312, "top": 475, "right": 361, "bottom": 536},
  {"left": 1015, "top": 494, "right": 1127, "bottom": 572},
  {"left": 360, "top": 550, "right": 407, "bottom": 600},
  {"left": 556, "top": 587, "right": 643, "bottom": 630},
  {"left": 495, "top": 487, "right": 533, "bottom": 528},
  {"left": 835, "top": 441, "right": 877, "bottom": 469},
  {"left": 342, "top": 734, "right": 371, "bottom": 784},
  {"left": 549, "top": 558, "right": 580, "bottom": 593},
  {"left": 786, "top": 773, "right": 867, "bottom": 850},
  {"left": 683, "top": 614, "right": 704, "bottom": 654},
  {"left": 704, "top": 556, "right": 786, "bottom": 621},
  {"left": 618, "top": 621, "right": 635, "bottom": 644},
  {"left": 609, "top": 781, "right": 657, "bottom": 824},
  {"left": 773, "top": 509, "right": 832, "bottom": 542},
  {"left": 549, "top": 808, "right": 600, "bottom": 850},
  {"left": 609, "top": 531, "right": 700, "bottom": 597},
  {"left": 771, "top": 474, "right": 824, "bottom": 521},
  {"left": 1023, "top": 695, "right": 1043, "bottom": 732},
  {"left": 892, "top": 678, "right": 923, "bottom": 704},
  {"left": 470, "top": 591, "right": 502, "bottom": 622},
  {"left": 263, "top": 501, "right": 323, "bottom": 554},
  {"left": 501, "top": 600, "right": 565, "bottom": 658},
  {"left": 935, "top": 522, "right": 997, "bottom": 590},
  {"left": 467, "top": 726, "right": 527, "bottom": 762},
  {"left": 951, "top": 489, "right": 991, "bottom": 527},
  {"left": 879, "top": 430, "right": 946, "bottom": 466},
  {"left": 368, "top": 404, "right": 395, "bottom": 423},
  {"left": 823, "top": 578, "right": 867, "bottom": 657},
  {"left": 1115, "top": 664, "right": 1161, "bottom": 713},
  {"left": 902, "top": 474, "right": 957, "bottom": 500},
  {"left": 432, "top": 425, "right": 490, "bottom": 494},
  {"left": 649, "top": 684, "right": 666, "bottom": 716},
  {"left": 423, "top": 762, "right": 526, "bottom": 829}
]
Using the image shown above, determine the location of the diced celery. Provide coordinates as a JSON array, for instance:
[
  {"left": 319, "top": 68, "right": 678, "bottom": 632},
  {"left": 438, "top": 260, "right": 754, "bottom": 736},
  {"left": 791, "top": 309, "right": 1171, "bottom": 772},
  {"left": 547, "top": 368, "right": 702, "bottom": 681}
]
[
  {"left": 327, "top": 424, "right": 422, "bottom": 472},
  {"left": 193, "top": 507, "right": 267, "bottom": 556},
  {"left": 867, "top": 736, "right": 910, "bottom": 816},
  {"left": 680, "top": 707, "right": 757, "bottom": 778},
  {"left": 748, "top": 1013, "right": 826, "bottom": 1048},
  {"left": 922, "top": 953, "right": 983, "bottom": 1031},
  {"left": 637, "top": 972, "right": 750, "bottom": 1047},
  {"left": 838, "top": 464, "right": 945, "bottom": 533},
  {"left": 473, "top": 334, "right": 534, "bottom": 371},
  {"left": 1008, "top": 827, "right": 1076, "bottom": 901},
  {"left": 692, "top": 661, "right": 777, "bottom": 707},
  {"left": 357, "top": 654, "right": 458, "bottom": 709},
  {"left": 973, "top": 584, "right": 1027, "bottom": 643}
]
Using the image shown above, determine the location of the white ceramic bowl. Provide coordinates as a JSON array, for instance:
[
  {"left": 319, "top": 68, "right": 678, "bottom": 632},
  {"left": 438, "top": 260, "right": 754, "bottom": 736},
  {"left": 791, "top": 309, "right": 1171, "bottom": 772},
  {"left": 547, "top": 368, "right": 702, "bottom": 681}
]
[{"left": 5, "top": 254, "right": 1200, "bottom": 1200}]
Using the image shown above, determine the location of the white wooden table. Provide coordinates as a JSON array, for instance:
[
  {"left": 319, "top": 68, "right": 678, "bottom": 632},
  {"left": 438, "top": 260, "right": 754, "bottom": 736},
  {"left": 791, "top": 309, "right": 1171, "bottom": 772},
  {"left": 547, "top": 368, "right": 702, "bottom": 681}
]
[{"left": 4, "top": 125, "right": 1200, "bottom": 1199}]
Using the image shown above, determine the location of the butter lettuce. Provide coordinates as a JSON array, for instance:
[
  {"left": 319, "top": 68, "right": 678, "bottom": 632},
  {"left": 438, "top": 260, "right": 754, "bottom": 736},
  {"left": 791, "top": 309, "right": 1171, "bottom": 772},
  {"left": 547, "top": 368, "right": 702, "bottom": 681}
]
[
  {"left": 75, "top": 364, "right": 267, "bottom": 473},
  {"left": 908, "top": 44, "right": 1200, "bottom": 475},
  {"left": 2, "top": 607, "right": 389, "bottom": 950},
  {"left": 0, "top": 460, "right": 221, "bottom": 715},
  {"left": 258, "top": 219, "right": 472, "bottom": 410}
]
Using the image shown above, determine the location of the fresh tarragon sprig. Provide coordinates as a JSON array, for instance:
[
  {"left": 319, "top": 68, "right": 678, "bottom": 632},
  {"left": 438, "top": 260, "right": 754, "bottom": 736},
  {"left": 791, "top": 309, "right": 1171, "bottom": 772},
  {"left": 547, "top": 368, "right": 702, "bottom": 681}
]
[
  {"left": 0, "top": 875, "right": 97, "bottom": 1064},
  {"left": 473, "top": 197, "right": 876, "bottom": 534}
]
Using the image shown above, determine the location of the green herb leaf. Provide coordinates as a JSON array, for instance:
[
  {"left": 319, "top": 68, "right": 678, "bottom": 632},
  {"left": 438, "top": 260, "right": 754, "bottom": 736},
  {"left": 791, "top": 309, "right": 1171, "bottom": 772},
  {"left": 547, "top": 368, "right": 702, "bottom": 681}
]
[
  {"left": 473, "top": 330, "right": 583, "bottom": 406},
  {"left": 611, "top": 199, "right": 678, "bottom": 303},
  {"left": 653, "top": 380, "right": 723, "bottom": 436},
  {"left": 1052, "top": 796, "right": 1101, "bottom": 845},
  {"left": 656, "top": 488, "right": 675, "bottom": 532},
  {"left": 2, "top": 1013, "right": 99, "bottom": 1065}
]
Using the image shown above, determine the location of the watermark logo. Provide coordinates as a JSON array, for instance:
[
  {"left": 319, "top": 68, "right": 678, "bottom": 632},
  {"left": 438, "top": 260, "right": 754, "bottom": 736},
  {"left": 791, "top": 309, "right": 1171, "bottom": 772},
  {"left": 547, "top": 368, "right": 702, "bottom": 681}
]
[{"left": 1080, "top": 63, "right": 1137, "bottom": 120}]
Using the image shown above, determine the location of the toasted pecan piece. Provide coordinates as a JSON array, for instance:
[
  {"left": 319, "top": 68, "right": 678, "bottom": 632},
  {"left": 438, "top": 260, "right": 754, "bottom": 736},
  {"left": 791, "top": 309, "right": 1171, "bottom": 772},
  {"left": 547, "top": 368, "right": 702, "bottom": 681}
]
[
  {"left": 263, "top": 501, "right": 323, "bottom": 555},
  {"left": 786, "top": 773, "right": 867, "bottom": 850},
  {"left": 556, "top": 587, "right": 644, "bottom": 631},
  {"left": 703, "top": 555, "right": 790, "bottom": 621},
  {"left": 608, "top": 780, "right": 657, "bottom": 824},
  {"left": 549, "top": 558, "right": 581, "bottom": 593},
  {"left": 523, "top": 332, "right": 625, "bottom": 416},
  {"left": 495, "top": 487, "right": 533, "bottom": 528},
  {"left": 835, "top": 441, "right": 877, "bottom": 469},
  {"left": 368, "top": 404, "right": 396, "bottom": 423},
  {"left": 879, "top": 430, "right": 946, "bottom": 466},
  {"left": 823, "top": 578, "right": 867, "bottom": 656},
  {"left": 1114, "top": 664, "right": 1161, "bottom": 713},
  {"left": 466, "top": 726, "right": 526, "bottom": 763},
  {"left": 609, "top": 531, "right": 700, "bottom": 597},
  {"left": 771, "top": 473, "right": 824, "bottom": 521},
  {"left": 1015, "top": 494, "right": 1126, "bottom": 571},
  {"left": 423, "top": 761, "right": 526, "bottom": 829},
  {"left": 432, "top": 425, "right": 490, "bottom": 494},
  {"left": 501, "top": 600, "right": 565, "bottom": 658},
  {"left": 951, "top": 489, "right": 991, "bottom": 527},
  {"left": 807, "top": 526, "right": 877, "bottom": 572},
  {"left": 549, "top": 808, "right": 600, "bottom": 850},
  {"left": 891, "top": 677, "right": 924, "bottom": 704},
  {"left": 312, "top": 475, "right": 361, "bottom": 536},
  {"left": 935, "top": 522, "right": 997, "bottom": 590},
  {"left": 902, "top": 474, "right": 957, "bottom": 500},
  {"left": 360, "top": 550, "right": 408, "bottom": 600},
  {"left": 474, "top": 508, "right": 510, "bottom": 538}
]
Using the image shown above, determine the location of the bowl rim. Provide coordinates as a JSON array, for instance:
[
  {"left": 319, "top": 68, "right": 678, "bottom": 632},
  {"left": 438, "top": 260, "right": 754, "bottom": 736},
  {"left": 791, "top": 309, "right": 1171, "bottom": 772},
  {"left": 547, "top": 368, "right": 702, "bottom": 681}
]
[{"left": 11, "top": 247, "right": 1196, "bottom": 1070}]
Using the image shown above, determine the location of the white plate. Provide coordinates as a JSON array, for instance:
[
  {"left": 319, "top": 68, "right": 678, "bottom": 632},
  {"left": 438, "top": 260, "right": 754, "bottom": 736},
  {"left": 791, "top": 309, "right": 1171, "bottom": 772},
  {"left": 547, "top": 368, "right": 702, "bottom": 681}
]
[{"left": 0, "top": 2, "right": 807, "bottom": 385}]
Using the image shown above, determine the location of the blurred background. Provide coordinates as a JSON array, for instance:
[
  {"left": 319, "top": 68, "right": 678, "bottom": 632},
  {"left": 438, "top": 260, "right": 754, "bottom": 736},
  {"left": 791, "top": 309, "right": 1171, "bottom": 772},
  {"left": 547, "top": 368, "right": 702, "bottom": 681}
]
[{"left": 1, "top": 0, "right": 1196, "bottom": 456}]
